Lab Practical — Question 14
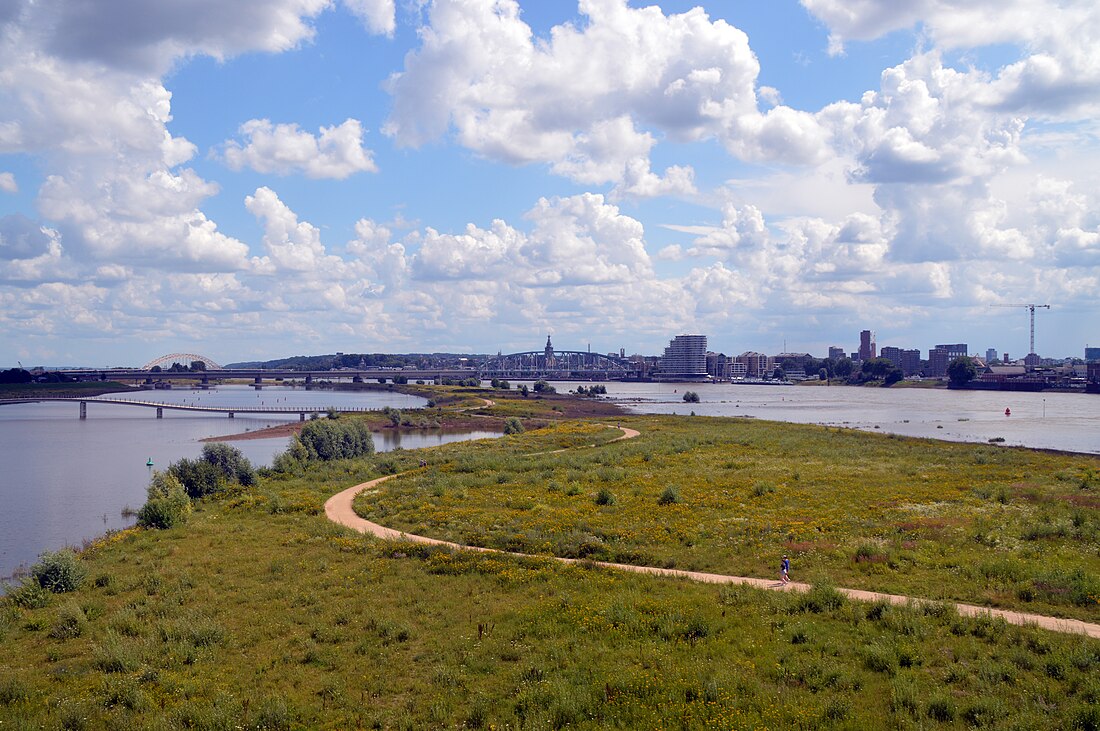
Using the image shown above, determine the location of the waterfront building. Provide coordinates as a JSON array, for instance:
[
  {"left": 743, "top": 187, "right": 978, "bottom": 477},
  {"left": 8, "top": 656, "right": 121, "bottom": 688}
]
[
  {"left": 880, "top": 346, "right": 901, "bottom": 368},
  {"left": 1086, "top": 347, "right": 1100, "bottom": 362},
  {"left": 735, "top": 351, "right": 770, "bottom": 377},
  {"left": 729, "top": 361, "right": 748, "bottom": 378},
  {"left": 859, "top": 330, "right": 876, "bottom": 361},
  {"left": 927, "top": 343, "right": 968, "bottom": 377},
  {"left": 659, "top": 335, "right": 708, "bottom": 380},
  {"left": 900, "top": 349, "right": 922, "bottom": 376},
  {"left": 706, "top": 352, "right": 731, "bottom": 380}
]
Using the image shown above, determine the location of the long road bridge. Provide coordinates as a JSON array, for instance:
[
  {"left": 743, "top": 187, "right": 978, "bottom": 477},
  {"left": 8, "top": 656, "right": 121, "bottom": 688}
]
[
  {"left": 0, "top": 397, "right": 373, "bottom": 421},
  {"left": 55, "top": 367, "right": 481, "bottom": 388}
]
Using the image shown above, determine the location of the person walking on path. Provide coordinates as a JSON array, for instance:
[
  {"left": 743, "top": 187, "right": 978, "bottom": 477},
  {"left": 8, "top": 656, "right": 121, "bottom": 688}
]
[{"left": 781, "top": 555, "right": 791, "bottom": 584}]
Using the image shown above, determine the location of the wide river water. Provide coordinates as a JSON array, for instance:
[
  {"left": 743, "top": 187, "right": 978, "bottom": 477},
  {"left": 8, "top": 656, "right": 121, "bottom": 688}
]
[
  {"left": 0, "top": 385, "right": 501, "bottom": 580},
  {"left": 588, "top": 381, "right": 1099, "bottom": 455}
]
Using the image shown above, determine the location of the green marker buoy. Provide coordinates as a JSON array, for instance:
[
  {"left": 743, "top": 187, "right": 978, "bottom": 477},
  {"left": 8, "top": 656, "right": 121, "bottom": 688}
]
[{"left": 146, "top": 458, "right": 154, "bottom": 466}]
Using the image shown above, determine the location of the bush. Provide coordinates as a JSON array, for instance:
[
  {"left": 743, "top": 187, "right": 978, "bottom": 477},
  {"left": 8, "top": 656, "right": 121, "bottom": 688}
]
[
  {"left": 595, "top": 488, "right": 616, "bottom": 506},
  {"left": 533, "top": 380, "right": 556, "bottom": 394},
  {"left": 682, "top": 391, "right": 700, "bottom": 403},
  {"left": 657, "top": 485, "right": 682, "bottom": 505},
  {"left": 31, "top": 549, "right": 86, "bottom": 594},
  {"left": 169, "top": 443, "right": 255, "bottom": 498},
  {"left": 286, "top": 419, "right": 375, "bottom": 464},
  {"left": 503, "top": 417, "right": 525, "bottom": 435},
  {"left": 137, "top": 471, "right": 192, "bottom": 529},
  {"left": 50, "top": 601, "right": 88, "bottom": 639}
]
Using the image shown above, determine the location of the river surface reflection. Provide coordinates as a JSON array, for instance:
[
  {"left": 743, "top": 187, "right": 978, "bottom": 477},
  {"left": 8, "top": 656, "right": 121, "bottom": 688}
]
[{"left": 0, "top": 386, "right": 499, "bottom": 580}]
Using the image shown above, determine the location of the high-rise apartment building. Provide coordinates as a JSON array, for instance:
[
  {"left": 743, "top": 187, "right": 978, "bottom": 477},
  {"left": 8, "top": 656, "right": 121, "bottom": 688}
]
[
  {"left": 659, "top": 335, "right": 708, "bottom": 379},
  {"left": 986, "top": 348, "right": 998, "bottom": 363},
  {"left": 1086, "top": 347, "right": 1100, "bottom": 362},
  {"left": 880, "top": 346, "right": 901, "bottom": 367},
  {"left": 928, "top": 343, "right": 968, "bottom": 377},
  {"left": 828, "top": 346, "right": 846, "bottom": 361},
  {"left": 859, "top": 330, "right": 876, "bottom": 361},
  {"left": 899, "top": 349, "right": 921, "bottom": 376}
]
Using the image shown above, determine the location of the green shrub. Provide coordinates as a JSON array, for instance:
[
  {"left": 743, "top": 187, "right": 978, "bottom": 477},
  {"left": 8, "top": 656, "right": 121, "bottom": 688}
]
[
  {"left": 137, "top": 471, "right": 192, "bottom": 529},
  {"left": 926, "top": 695, "right": 956, "bottom": 722},
  {"left": 7, "top": 580, "right": 51, "bottom": 608},
  {"left": 49, "top": 601, "right": 88, "bottom": 639},
  {"left": 291, "top": 419, "right": 375, "bottom": 462},
  {"left": 657, "top": 485, "right": 682, "bottom": 505},
  {"left": 31, "top": 549, "right": 86, "bottom": 593},
  {"left": 169, "top": 443, "right": 255, "bottom": 498},
  {"left": 503, "top": 417, "right": 525, "bottom": 435},
  {"left": 0, "top": 676, "right": 30, "bottom": 705},
  {"left": 595, "top": 488, "right": 616, "bottom": 506},
  {"left": 682, "top": 391, "right": 700, "bottom": 403}
]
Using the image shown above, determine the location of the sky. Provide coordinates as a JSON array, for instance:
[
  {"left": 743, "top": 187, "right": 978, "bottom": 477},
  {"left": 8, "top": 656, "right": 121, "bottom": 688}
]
[{"left": 1, "top": 0, "right": 1099, "bottom": 367}]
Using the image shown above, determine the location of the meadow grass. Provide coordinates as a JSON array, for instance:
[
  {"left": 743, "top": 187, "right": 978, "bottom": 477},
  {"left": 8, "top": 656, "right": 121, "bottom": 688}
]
[
  {"left": 1, "top": 412, "right": 1098, "bottom": 728},
  {"left": 355, "top": 415, "right": 1100, "bottom": 620},
  {"left": 2, "top": 495, "right": 1098, "bottom": 729}
]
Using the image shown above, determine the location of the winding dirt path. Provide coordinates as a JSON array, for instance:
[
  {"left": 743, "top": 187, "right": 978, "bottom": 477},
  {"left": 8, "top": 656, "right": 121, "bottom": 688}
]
[{"left": 324, "top": 425, "right": 1100, "bottom": 639}]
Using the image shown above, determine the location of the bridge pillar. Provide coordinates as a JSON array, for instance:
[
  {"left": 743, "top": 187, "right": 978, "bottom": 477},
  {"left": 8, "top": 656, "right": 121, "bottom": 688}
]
[
  {"left": 352, "top": 375, "right": 362, "bottom": 383},
  {"left": 79, "top": 401, "right": 87, "bottom": 419},
  {"left": 156, "top": 407, "right": 163, "bottom": 419},
  {"left": 300, "top": 412, "right": 305, "bottom": 422},
  {"left": 228, "top": 412, "right": 234, "bottom": 419},
  {"left": 252, "top": 376, "right": 262, "bottom": 390},
  {"left": 144, "top": 377, "right": 153, "bottom": 385},
  {"left": 305, "top": 374, "right": 313, "bottom": 384}
]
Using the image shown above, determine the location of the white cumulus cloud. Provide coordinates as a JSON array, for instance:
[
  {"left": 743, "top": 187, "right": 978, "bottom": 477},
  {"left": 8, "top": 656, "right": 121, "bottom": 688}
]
[{"left": 223, "top": 119, "right": 378, "bottom": 179}]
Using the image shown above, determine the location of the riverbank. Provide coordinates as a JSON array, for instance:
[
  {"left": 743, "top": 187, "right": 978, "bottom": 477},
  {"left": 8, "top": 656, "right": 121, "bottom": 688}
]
[
  {"left": 0, "top": 381, "right": 135, "bottom": 399},
  {"left": 1, "top": 411, "right": 1097, "bottom": 728}
]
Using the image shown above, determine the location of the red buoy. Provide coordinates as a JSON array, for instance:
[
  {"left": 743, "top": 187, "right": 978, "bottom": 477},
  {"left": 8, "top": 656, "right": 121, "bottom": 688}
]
[{"left": 1005, "top": 408, "right": 1011, "bottom": 417}]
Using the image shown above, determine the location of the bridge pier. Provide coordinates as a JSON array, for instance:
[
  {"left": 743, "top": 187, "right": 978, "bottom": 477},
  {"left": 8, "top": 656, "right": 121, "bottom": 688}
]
[
  {"left": 79, "top": 401, "right": 86, "bottom": 419},
  {"left": 156, "top": 407, "right": 163, "bottom": 419},
  {"left": 228, "top": 412, "right": 234, "bottom": 419},
  {"left": 300, "top": 412, "right": 305, "bottom": 422},
  {"left": 252, "top": 376, "right": 263, "bottom": 390}
]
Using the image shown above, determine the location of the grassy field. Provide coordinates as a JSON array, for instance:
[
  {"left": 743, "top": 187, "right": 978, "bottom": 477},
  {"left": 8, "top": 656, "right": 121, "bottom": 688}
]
[
  {"left": 355, "top": 416, "right": 1100, "bottom": 621},
  {"left": 1, "top": 410, "right": 1098, "bottom": 729}
]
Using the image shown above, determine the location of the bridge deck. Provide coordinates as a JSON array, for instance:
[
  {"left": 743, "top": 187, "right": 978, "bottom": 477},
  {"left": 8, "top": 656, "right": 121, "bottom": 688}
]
[{"left": 0, "top": 397, "right": 372, "bottom": 415}]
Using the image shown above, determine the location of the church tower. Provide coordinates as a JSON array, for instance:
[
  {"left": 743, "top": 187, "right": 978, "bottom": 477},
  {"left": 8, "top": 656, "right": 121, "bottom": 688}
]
[{"left": 544, "top": 334, "right": 555, "bottom": 368}]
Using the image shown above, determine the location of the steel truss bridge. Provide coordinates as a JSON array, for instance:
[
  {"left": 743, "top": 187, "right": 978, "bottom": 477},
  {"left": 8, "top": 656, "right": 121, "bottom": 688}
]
[{"left": 480, "top": 350, "right": 640, "bottom": 380}]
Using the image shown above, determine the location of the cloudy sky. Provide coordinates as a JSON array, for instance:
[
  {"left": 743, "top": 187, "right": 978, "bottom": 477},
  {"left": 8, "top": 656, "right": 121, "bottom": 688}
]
[{"left": 2, "top": 0, "right": 1098, "bottom": 366}]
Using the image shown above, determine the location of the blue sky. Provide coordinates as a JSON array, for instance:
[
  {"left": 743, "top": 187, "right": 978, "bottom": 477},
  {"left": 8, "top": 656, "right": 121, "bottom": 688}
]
[{"left": 1, "top": 0, "right": 1098, "bottom": 366}]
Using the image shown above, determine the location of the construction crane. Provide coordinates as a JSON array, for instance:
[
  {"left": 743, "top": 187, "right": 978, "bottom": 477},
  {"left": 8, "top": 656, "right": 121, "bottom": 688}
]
[{"left": 992, "top": 303, "right": 1051, "bottom": 355}]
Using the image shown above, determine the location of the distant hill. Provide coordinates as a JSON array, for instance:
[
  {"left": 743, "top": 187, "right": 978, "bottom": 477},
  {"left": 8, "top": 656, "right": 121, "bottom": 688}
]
[{"left": 224, "top": 353, "right": 489, "bottom": 371}]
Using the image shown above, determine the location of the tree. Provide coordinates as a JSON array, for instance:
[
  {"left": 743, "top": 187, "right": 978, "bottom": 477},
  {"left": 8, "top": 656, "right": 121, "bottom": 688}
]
[
  {"left": 834, "top": 358, "right": 854, "bottom": 378},
  {"left": 772, "top": 366, "right": 786, "bottom": 381},
  {"left": 189, "top": 360, "right": 206, "bottom": 372},
  {"left": 818, "top": 368, "right": 828, "bottom": 381},
  {"left": 682, "top": 391, "right": 700, "bottom": 403},
  {"left": 519, "top": 384, "right": 529, "bottom": 398},
  {"left": 503, "top": 417, "right": 525, "bottom": 435},
  {"left": 533, "top": 380, "right": 556, "bottom": 394},
  {"left": 0, "top": 367, "right": 32, "bottom": 384},
  {"left": 947, "top": 356, "right": 977, "bottom": 387}
]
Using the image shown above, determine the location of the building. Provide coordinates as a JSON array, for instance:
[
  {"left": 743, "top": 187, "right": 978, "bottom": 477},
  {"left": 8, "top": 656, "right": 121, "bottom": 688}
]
[
  {"left": 828, "top": 346, "right": 846, "bottom": 361},
  {"left": 659, "top": 335, "right": 708, "bottom": 380},
  {"left": 900, "top": 349, "right": 922, "bottom": 376},
  {"left": 1086, "top": 347, "right": 1100, "bottom": 362},
  {"left": 859, "top": 330, "right": 876, "bottom": 361},
  {"left": 986, "top": 348, "right": 998, "bottom": 363},
  {"left": 705, "top": 352, "right": 731, "bottom": 380},
  {"left": 735, "top": 351, "right": 770, "bottom": 377},
  {"left": 880, "top": 346, "right": 901, "bottom": 368},
  {"left": 1023, "top": 353, "right": 1042, "bottom": 369},
  {"left": 927, "top": 343, "right": 968, "bottom": 377}
]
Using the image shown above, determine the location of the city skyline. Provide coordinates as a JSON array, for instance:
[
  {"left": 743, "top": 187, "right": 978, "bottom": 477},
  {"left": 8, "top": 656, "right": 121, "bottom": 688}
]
[{"left": 1, "top": 1, "right": 1098, "bottom": 365}]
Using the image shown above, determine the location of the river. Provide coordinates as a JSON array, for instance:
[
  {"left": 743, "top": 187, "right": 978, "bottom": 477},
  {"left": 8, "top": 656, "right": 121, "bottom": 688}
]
[
  {"left": 560, "top": 381, "right": 1097, "bottom": 455},
  {"left": 0, "top": 386, "right": 499, "bottom": 580}
]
